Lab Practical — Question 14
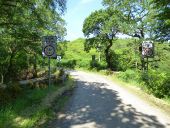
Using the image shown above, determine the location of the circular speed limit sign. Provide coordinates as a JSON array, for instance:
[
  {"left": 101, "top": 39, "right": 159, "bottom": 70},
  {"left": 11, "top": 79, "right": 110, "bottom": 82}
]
[{"left": 44, "top": 45, "right": 55, "bottom": 56}]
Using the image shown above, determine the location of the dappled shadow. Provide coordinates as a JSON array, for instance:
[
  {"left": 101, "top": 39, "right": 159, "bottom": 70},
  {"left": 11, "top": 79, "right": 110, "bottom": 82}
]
[{"left": 48, "top": 80, "right": 168, "bottom": 128}]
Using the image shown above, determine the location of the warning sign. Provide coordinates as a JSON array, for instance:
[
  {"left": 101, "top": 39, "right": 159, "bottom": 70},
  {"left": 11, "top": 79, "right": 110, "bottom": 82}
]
[
  {"left": 42, "top": 36, "right": 56, "bottom": 57},
  {"left": 142, "top": 41, "right": 154, "bottom": 58}
]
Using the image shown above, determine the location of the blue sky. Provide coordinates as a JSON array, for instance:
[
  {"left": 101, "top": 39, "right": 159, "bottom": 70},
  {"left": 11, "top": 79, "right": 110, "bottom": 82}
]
[{"left": 63, "top": 0, "right": 103, "bottom": 41}]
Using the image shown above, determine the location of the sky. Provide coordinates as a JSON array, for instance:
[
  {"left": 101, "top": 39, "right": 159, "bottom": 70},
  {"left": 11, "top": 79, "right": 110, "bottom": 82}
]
[{"left": 63, "top": 0, "right": 103, "bottom": 41}]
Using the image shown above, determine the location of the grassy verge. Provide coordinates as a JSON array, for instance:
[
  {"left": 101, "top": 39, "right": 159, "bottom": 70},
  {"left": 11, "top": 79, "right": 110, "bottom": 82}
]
[{"left": 0, "top": 78, "right": 75, "bottom": 128}]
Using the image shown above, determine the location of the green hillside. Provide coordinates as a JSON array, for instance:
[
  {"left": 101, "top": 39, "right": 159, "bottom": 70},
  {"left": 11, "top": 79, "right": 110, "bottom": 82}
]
[{"left": 60, "top": 38, "right": 102, "bottom": 69}]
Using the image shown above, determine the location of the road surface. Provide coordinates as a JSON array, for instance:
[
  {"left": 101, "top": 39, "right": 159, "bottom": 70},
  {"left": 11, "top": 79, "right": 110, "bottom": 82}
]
[{"left": 49, "top": 71, "right": 170, "bottom": 128}]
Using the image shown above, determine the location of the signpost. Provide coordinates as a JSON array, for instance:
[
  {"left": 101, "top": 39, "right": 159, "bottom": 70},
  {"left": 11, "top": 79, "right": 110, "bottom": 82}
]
[
  {"left": 142, "top": 41, "right": 154, "bottom": 58},
  {"left": 141, "top": 41, "right": 154, "bottom": 72},
  {"left": 42, "top": 36, "right": 57, "bottom": 87}
]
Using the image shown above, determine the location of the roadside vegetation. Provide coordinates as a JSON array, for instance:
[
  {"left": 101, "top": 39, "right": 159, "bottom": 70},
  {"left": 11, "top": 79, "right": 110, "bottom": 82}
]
[
  {"left": 60, "top": 38, "right": 170, "bottom": 100},
  {"left": 0, "top": 69, "right": 74, "bottom": 128},
  {"left": 80, "top": 0, "right": 170, "bottom": 100},
  {"left": 0, "top": 1, "right": 74, "bottom": 128}
]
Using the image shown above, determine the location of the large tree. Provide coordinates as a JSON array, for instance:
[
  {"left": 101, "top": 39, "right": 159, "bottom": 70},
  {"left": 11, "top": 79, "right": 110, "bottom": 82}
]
[
  {"left": 102, "top": 0, "right": 160, "bottom": 71},
  {"left": 102, "top": 0, "right": 157, "bottom": 40},
  {"left": 83, "top": 9, "right": 124, "bottom": 69}
]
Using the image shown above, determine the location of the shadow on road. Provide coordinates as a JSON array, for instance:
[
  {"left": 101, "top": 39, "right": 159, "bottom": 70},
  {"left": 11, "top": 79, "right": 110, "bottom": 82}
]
[{"left": 49, "top": 80, "right": 167, "bottom": 128}]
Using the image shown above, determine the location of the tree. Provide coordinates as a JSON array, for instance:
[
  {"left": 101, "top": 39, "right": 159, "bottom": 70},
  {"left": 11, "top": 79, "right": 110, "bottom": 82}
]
[
  {"left": 152, "top": 0, "right": 170, "bottom": 41},
  {"left": 0, "top": 0, "right": 66, "bottom": 83},
  {"left": 83, "top": 9, "right": 124, "bottom": 69},
  {"left": 102, "top": 0, "right": 160, "bottom": 71},
  {"left": 102, "top": 0, "right": 157, "bottom": 40}
]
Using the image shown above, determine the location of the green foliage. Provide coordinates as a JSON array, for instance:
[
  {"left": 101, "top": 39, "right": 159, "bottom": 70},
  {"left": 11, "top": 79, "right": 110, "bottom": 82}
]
[
  {"left": 63, "top": 37, "right": 170, "bottom": 99},
  {"left": 0, "top": 77, "right": 74, "bottom": 128},
  {"left": 154, "top": 43, "right": 170, "bottom": 75},
  {"left": 60, "top": 38, "right": 99, "bottom": 69},
  {"left": 0, "top": 83, "right": 22, "bottom": 105},
  {"left": 0, "top": 87, "right": 54, "bottom": 128},
  {"left": 118, "top": 69, "right": 140, "bottom": 83},
  {"left": 0, "top": 0, "right": 66, "bottom": 83},
  {"left": 118, "top": 69, "right": 170, "bottom": 99},
  {"left": 152, "top": 0, "right": 170, "bottom": 41},
  {"left": 60, "top": 60, "right": 77, "bottom": 69},
  {"left": 109, "top": 39, "right": 140, "bottom": 71},
  {"left": 82, "top": 8, "right": 125, "bottom": 69},
  {"left": 143, "top": 70, "right": 170, "bottom": 98},
  {"left": 110, "top": 3, "right": 157, "bottom": 43},
  {"left": 90, "top": 60, "right": 107, "bottom": 70}
]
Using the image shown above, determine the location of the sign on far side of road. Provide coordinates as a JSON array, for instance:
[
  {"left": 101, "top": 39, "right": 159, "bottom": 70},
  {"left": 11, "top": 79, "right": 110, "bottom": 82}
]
[{"left": 142, "top": 41, "right": 154, "bottom": 58}]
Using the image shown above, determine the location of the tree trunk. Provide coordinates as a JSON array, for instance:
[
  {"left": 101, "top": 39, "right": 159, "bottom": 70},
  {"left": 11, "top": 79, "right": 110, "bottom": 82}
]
[
  {"left": 1, "top": 74, "right": 4, "bottom": 84},
  {"left": 140, "top": 28, "right": 145, "bottom": 71},
  {"left": 140, "top": 28, "right": 144, "bottom": 38},
  {"left": 4, "top": 52, "right": 15, "bottom": 82},
  {"left": 33, "top": 54, "right": 37, "bottom": 78},
  {"left": 105, "top": 40, "right": 113, "bottom": 70}
]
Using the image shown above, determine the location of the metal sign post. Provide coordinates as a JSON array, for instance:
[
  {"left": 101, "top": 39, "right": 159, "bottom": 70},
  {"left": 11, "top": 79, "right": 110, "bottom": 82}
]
[
  {"left": 48, "top": 57, "right": 51, "bottom": 87},
  {"left": 42, "top": 36, "right": 57, "bottom": 87},
  {"left": 142, "top": 41, "right": 154, "bottom": 71},
  {"left": 141, "top": 41, "right": 154, "bottom": 80}
]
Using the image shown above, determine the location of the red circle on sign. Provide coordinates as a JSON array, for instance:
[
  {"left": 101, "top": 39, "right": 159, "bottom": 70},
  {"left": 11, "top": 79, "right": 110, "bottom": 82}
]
[{"left": 44, "top": 45, "right": 55, "bottom": 56}]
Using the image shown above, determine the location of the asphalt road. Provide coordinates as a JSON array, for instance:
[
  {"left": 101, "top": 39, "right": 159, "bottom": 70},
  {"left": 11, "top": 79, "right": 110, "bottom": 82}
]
[{"left": 49, "top": 70, "right": 170, "bottom": 128}]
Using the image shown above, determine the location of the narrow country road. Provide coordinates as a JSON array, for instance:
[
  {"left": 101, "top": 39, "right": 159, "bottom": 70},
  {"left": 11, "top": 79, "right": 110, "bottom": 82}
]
[{"left": 49, "top": 71, "right": 170, "bottom": 128}]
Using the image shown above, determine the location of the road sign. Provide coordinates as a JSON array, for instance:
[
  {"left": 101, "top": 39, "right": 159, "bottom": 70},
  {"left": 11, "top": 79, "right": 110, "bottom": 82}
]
[
  {"left": 43, "top": 36, "right": 56, "bottom": 45},
  {"left": 44, "top": 45, "right": 55, "bottom": 56},
  {"left": 57, "top": 56, "right": 62, "bottom": 61},
  {"left": 42, "top": 36, "right": 57, "bottom": 87},
  {"left": 142, "top": 41, "right": 154, "bottom": 58},
  {"left": 42, "top": 36, "right": 56, "bottom": 57}
]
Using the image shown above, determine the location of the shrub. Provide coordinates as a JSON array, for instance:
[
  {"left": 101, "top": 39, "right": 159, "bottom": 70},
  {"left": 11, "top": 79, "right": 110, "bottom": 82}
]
[
  {"left": 60, "top": 60, "right": 77, "bottom": 69},
  {"left": 55, "top": 68, "right": 66, "bottom": 84},
  {"left": 6, "top": 83, "right": 22, "bottom": 99},
  {"left": 117, "top": 69, "right": 140, "bottom": 82},
  {"left": 143, "top": 70, "right": 170, "bottom": 98},
  {"left": 118, "top": 69, "right": 170, "bottom": 98},
  {"left": 78, "top": 59, "right": 90, "bottom": 68},
  {"left": 0, "top": 87, "right": 10, "bottom": 105},
  {"left": 0, "top": 83, "right": 22, "bottom": 106}
]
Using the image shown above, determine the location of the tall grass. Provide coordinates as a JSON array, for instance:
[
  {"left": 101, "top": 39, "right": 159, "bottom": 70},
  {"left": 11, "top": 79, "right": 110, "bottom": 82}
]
[{"left": 0, "top": 87, "right": 55, "bottom": 128}]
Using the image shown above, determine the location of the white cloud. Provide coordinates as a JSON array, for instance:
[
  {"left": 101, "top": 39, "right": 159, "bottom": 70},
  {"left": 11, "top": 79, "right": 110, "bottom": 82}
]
[{"left": 80, "top": 0, "right": 95, "bottom": 4}]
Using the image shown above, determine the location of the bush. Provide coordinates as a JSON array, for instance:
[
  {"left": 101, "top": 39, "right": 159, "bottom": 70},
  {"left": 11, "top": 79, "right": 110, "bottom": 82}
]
[
  {"left": 60, "top": 60, "right": 77, "bottom": 69},
  {"left": 55, "top": 68, "right": 66, "bottom": 84},
  {"left": 118, "top": 69, "right": 170, "bottom": 98},
  {"left": 0, "top": 87, "right": 10, "bottom": 105},
  {"left": 89, "top": 60, "right": 107, "bottom": 70},
  {"left": 0, "top": 83, "right": 22, "bottom": 106},
  {"left": 117, "top": 69, "right": 140, "bottom": 82},
  {"left": 143, "top": 70, "right": 170, "bottom": 98},
  {"left": 78, "top": 59, "right": 90, "bottom": 68}
]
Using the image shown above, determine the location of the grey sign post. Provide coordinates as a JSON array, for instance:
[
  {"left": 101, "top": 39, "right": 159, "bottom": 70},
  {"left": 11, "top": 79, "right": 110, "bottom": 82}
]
[
  {"left": 42, "top": 36, "right": 57, "bottom": 87},
  {"left": 141, "top": 41, "right": 154, "bottom": 79}
]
